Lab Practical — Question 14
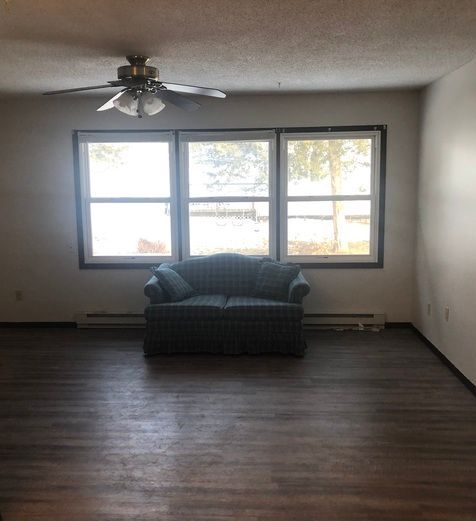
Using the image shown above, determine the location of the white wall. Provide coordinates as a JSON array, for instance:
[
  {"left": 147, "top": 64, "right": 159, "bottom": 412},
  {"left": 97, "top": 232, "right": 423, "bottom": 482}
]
[
  {"left": 415, "top": 58, "right": 476, "bottom": 384},
  {"left": 0, "top": 91, "right": 420, "bottom": 322}
]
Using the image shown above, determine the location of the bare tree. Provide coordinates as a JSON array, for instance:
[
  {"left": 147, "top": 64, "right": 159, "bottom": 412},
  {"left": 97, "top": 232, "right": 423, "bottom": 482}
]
[{"left": 288, "top": 139, "right": 370, "bottom": 253}]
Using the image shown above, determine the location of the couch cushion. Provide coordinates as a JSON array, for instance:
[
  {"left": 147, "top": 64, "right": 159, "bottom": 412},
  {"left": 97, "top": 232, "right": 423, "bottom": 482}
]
[
  {"left": 145, "top": 294, "right": 227, "bottom": 321},
  {"left": 151, "top": 266, "right": 196, "bottom": 302},
  {"left": 224, "top": 296, "right": 303, "bottom": 321},
  {"left": 170, "top": 253, "right": 265, "bottom": 295},
  {"left": 253, "top": 261, "right": 300, "bottom": 302}
]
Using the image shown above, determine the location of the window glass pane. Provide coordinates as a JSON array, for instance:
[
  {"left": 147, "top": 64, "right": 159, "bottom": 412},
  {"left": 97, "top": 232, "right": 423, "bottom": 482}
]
[
  {"left": 88, "top": 142, "right": 170, "bottom": 197},
  {"left": 90, "top": 203, "right": 171, "bottom": 256},
  {"left": 188, "top": 141, "right": 269, "bottom": 197},
  {"left": 287, "top": 138, "right": 372, "bottom": 196},
  {"left": 189, "top": 202, "right": 269, "bottom": 255},
  {"left": 288, "top": 201, "right": 371, "bottom": 256}
]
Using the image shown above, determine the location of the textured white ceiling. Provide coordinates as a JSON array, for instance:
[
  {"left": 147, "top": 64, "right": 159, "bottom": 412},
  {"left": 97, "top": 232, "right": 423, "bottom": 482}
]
[{"left": 1, "top": 0, "right": 476, "bottom": 96}]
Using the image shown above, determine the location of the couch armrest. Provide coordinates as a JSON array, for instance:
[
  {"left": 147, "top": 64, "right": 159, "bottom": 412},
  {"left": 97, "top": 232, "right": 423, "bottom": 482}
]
[
  {"left": 288, "top": 272, "right": 311, "bottom": 304},
  {"left": 144, "top": 276, "right": 168, "bottom": 304}
]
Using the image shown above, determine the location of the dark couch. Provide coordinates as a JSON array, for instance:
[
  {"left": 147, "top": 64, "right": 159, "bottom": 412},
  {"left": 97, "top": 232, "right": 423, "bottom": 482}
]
[{"left": 143, "top": 253, "right": 310, "bottom": 356}]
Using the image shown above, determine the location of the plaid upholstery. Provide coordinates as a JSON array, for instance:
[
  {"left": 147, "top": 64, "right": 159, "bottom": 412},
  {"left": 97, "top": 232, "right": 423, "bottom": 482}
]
[
  {"left": 144, "top": 320, "right": 306, "bottom": 356},
  {"left": 144, "top": 276, "right": 168, "bottom": 304},
  {"left": 224, "top": 319, "right": 306, "bottom": 355},
  {"left": 224, "top": 296, "right": 303, "bottom": 320},
  {"left": 145, "top": 294, "right": 227, "bottom": 321},
  {"left": 143, "top": 253, "right": 310, "bottom": 356},
  {"left": 253, "top": 261, "right": 300, "bottom": 301},
  {"left": 288, "top": 272, "right": 311, "bottom": 304},
  {"left": 225, "top": 319, "right": 302, "bottom": 334},
  {"left": 151, "top": 266, "right": 196, "bottom": 302},
  {"left": 171, "top": 253, "right": 263, "bottom": 295},
  {"left": 144, "top": 321, "right": 224, "bottom": 355}
]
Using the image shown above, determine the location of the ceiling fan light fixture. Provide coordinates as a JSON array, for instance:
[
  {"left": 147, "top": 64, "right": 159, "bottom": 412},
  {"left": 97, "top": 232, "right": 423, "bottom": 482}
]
[
  {"left": 43, "top": 55, "right": 226, "bottom": 115},
  {"left": 113, "top": 90, "right": 140, "bottom": 117},
  {"left": 141, "top": 91, "right": 165, "bottom": 115},
  {"left": 112, "top": 90, "right": 165, "bottom": 117}
]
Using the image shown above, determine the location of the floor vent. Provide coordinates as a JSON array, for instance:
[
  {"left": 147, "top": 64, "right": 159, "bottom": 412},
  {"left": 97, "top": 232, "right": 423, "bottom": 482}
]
[
  {"left": 75, "top": 312, "right": 146, "bottom": 328},
  {"left": 303, "top": 313, "right": 385, "bottom": 330}
]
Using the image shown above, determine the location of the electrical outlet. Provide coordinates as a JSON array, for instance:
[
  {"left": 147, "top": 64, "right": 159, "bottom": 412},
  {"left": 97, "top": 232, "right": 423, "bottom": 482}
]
[
  {"left": 427, "top": 303, "right": 432, "bottom": 316},
  {"left": 444, "top": 306, "right": 450, "bottom": 322},
  {"left": 15, "top": 290, "right": 23, "bottom": 302}
]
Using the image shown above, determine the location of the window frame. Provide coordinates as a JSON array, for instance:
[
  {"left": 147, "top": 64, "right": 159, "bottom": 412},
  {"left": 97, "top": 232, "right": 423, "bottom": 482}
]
[
  {"left": 73, "top": 125, "right": 386, "bottom": 269},
  {"left": 75, "top": 130, "right": 179, "bottom": 268},
  {"left": 279, "top": 129, "right": 383, "bottom": 267},
  {"left": 178, "top": 130, "right": 277, "bottom": 259}
]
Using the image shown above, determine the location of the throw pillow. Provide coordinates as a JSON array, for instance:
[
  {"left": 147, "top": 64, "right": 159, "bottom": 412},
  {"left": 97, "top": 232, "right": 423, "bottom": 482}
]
[
  {"left": 253, "top": 261, "right": 300, "bottom": 302},
  {"left": 151, "top": 267, "right": 196, "bottom": 302}
]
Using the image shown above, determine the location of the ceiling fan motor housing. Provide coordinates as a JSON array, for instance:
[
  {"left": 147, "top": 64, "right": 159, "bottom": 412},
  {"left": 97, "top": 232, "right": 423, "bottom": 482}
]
[{"left": 117, "top": 55, "right": 159, "bottom": 81}]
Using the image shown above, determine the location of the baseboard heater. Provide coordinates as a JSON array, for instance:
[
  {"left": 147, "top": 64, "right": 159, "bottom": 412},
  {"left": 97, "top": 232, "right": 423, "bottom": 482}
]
[
  {"left": 303, "top": 313, "right": 386, "bottom": 329},
  {"left": 75, "top": 312, "right": 146, "bottom": 328},
  {"left": 75, "top": 312, "right": 386, "bottom": 330}
]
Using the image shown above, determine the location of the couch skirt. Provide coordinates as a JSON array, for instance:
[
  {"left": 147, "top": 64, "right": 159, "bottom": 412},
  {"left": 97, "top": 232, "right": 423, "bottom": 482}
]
[{"left": 143, "top": 319, "right": 306, "bottom": 356}]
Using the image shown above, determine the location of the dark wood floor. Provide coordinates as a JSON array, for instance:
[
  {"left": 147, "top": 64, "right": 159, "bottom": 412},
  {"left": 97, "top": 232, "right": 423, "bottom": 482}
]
[{"left": 0, "top": 328, "right": 475, "bottom": 521}]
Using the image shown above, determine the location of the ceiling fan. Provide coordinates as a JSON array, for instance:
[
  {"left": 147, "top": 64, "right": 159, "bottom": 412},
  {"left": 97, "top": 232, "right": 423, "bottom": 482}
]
[{"left": 43, "top": 55, "right": 226, "bottom": 117}]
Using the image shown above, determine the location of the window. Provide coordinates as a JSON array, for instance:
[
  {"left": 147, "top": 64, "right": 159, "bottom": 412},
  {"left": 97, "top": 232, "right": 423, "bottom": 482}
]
[
  {"left": 280, "top": 131, "right": 382, "bottom": 265},
  {"left": 76, "top": 132, "right": 177, "bottom": 266},
  {"left": 74, "top": 126, "right": 385, "bottom": 268},
  {"left": 180, "top": 131, "right": 275, "bottom": 257}
]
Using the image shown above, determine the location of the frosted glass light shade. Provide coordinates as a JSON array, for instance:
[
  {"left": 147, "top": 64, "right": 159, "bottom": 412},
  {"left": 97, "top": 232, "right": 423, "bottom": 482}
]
[
  {"left": 112, "top": 91, "right": 165, "bottom": 117},
  {"left": 113, "top": 91, "right": 139, "bottom": 116},
  {"left": 141, "top": 92, "right": 165, "bottom": 115}
]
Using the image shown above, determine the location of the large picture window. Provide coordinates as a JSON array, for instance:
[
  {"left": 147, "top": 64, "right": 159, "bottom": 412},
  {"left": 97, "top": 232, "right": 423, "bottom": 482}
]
[
  {"left": 76, "top": 132, "right": 177, "bottom": 265},
  {"left": 180, "top": 131, "right": 275, "bottom": 257},
  {"left": 74, "top": 126, "right": 385, "bottom": 268},
  {"left": 280, "top": 131, "right": 382, "bottom": 265}
]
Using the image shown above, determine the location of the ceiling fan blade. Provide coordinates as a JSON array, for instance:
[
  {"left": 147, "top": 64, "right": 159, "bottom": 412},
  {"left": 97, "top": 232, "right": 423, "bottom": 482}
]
[
  {"left": 160, "top": 82, "right": 226, "bottom": 99},
  {"left": 155, "top": 90, "right": 201, "bottom": 112},
  {"left": 43, "top": 84, "right": 117, "bottom": 95},
  {"left": 97, "top": 90, "right": 126, "bottom": 111}
]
